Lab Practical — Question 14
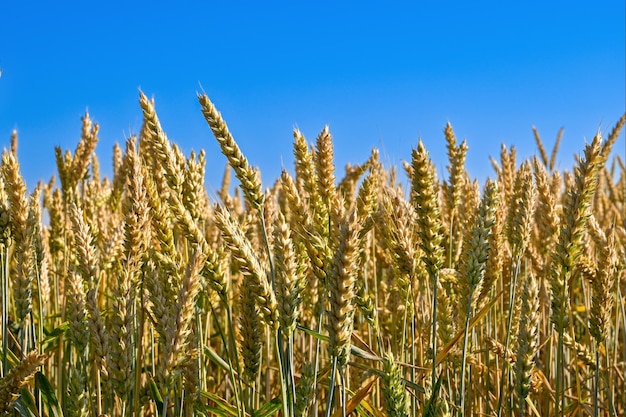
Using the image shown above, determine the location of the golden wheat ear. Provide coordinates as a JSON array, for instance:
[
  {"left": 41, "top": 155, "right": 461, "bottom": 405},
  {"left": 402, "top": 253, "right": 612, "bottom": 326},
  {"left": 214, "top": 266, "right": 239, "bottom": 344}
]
[
  {"left": 198, "top": 93, "right": 264, "bottom": 212},
  {"left": 0, "top": 351, "right": 47, "bottom": 414}
]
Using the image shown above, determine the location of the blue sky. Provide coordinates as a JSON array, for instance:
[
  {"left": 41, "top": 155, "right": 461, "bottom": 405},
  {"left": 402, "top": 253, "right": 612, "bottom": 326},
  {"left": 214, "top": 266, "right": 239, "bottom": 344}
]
[{"left": 1, "top": 1, "right": 624, "bottom": 191}]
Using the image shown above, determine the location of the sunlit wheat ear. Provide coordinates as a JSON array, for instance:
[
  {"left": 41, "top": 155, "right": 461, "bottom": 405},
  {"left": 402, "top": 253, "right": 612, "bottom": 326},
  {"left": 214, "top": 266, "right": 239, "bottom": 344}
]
[
  {"left": 411, "top": 139, "right": 446, "bottom": 390},
  {"left": 294, "top": 362, "right": 315, "bottom": 417},
  {"left": 506, "top": 161, "right": 536, "bottom": 259},
  {"left": 198, "top": 93, "right": 265, "bottom": 211},
  {"left": 587, "top": 217, "right": 617, "bottom": 344},
  {"left": 0, "top": 351, "right": 47, "bottom": 414},
  {"left": 72, "top": 112, "right": 99, "bottom": 185},
  {"left": 215, "top": 205, "right": 278, "bottom": 328},
  {"left": 109, "top": 142, "right": 127, "bottom": 209},
  {"left": 515, "top": 273, "right": 540, "bottom": 413},
  {"left": 600, "top": 113, "right": 625, "bottom": 161},
  {"left": 9, "top": 130, "right": 17, "bottom": 158},
  {"left": 293, "top": 128, "right": 319, "bottom": 196},
  {"left": 355, "top": 176, "right": 381, "bottom": 241},
  {"left": 280, "top": 169, "right": 308, "bottom": 232},
  {"left": 532, "top": 158, "right": 560, "bottom": 272},
  {"left": 52, "top": 113, "right": 99, "bottom": 198},
  {"left": 354, "top": 279, "right": 380, "bottom": 336},
  {"left": 122, "top": 137, "right": 151, "bottom": 276},
  {"left": 459, "top": 180, "right": 499, "bottom": 313},
  {"left": 238, "top": 278, "right": 263, "bottom": 382},
  {"left": 69, "top": 203, "right": 98, "bottom": 282},
  {"left": 107, "top": 268, "right": 134, "bottom": 398},
  {"left": 376, "top": 195, "right": 414, "bottom": 339},
  {"left": 314, "top": 125, "right": 337, "bottom": 210},
  {"left": 496, "top": 144, "right": 517, "bottom": 207},
  {"left": 66, "top": 270, "right": 89, "bottom": 354},
  {"left": 1, "top": 151, "right": 28, "bottom": 249},
  {"left": 550, "top": 134, "right": 603, "bottom": 331},
  {"left": 411, "top": 140, "right": 445, "bottom": 278},
  {"left": 144, "top": 164, "right": 176, "bottom": 260},
  {"left": 548, "top": 128, "right": 564, "bottom": 171},
  {"left": 2, "top": 150, "right": 33, "bottom": 328},
  {"left": 71, "top": 201, "right": 109, "bottom": 377},
  {"left": 281, "top": 168, "right": 331, "bottom": 287},
  {"left": 382, "top": 351, "right": 410, "bottom": 417},
  {"left": 532, "top": 126, "right": 549, "bottom": 167},
  {"left": 435, "top": 272, "right": 457, "bottom": 346},
  {"left": 182, "top": 149, "right": 208, "bottom": 222},
  {"left": 273, "top": 212, "right": 305, "bottom": 335},
  {"left": 337, "top": 159, "right": 370, "bottom": 203},
  {"left": 562, "top": 333, "right": 596, "bottom": 368},
  {"left": 378, "top": 187, "right": 418, "bottom": 281},
  {"left": 138, "top": 91, "right": 184, "bottom": 193},
  {"left": 486, "top": 337, "right": 516, "bottom": 365},
  {"left": 444, "top": 122, "right": 468, "bottom": 225},
  {"left": 326, "top": 212, "right": 360, "bottom": 369}
]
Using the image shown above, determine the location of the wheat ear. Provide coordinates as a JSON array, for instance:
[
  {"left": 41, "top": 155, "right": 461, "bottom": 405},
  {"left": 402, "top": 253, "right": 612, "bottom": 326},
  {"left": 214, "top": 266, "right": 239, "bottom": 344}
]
[
  {"left": 411, "top": 139, "right": 444, "bottom": 388},
  {"left": 515, "top": 273, "right": 540, "bottom": 415},
  {"left": 198, "top": 93, "right": 265, "bottom": 211},
  {"left": 382, "top": 351, "right": 410, "bottom": 417},
  {"left": 550, "top": 133, "right": 603, "bottom": 417},
  {"left": 215, "top": 205, "right": 278, "bottom": 328},
  {"left": 0, "top": 351, "right": 46, "bottom": 414}
]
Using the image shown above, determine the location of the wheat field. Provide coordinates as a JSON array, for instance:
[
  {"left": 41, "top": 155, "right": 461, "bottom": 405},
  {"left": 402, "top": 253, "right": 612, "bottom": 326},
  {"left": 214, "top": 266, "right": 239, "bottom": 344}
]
[{"left": 0, "top": 92, "right": 624, "bottom": 417}]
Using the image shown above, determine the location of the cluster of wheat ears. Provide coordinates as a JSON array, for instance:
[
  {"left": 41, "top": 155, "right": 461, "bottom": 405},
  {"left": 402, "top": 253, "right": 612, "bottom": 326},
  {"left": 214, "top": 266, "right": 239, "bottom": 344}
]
[{"left": 0, "top": 92, "right": 624, "bottom": 417}]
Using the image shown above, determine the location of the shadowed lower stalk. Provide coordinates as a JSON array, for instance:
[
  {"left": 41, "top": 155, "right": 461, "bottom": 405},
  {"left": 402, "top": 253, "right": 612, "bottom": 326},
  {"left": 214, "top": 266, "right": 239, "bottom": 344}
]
[
  {"left": 593, "top": 347, "right": 599, "bottom": 417},
  {"left": 431, "top": 275, "right": 439, "bottom": 390}
]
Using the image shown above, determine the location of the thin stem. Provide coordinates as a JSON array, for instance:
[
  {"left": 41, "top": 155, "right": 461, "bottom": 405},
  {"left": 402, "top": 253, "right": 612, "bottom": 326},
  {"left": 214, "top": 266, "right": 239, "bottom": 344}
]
[
  {"left": 274, "top": 331, "right": 291, "bottom": 417},
  {"left": 340, "top": 371, "right": 347, "bottom": 417},
  {"left": 311, "top": 310, "right": 324, "bottom": 413},
  {"left": 431, "top": 270, "right": 439, "bottom": 391},
  {"left": 496, "top": 257, "right": 520, "bottom": 417},
  {"left": 593, "top": 346, "right": 599, "bottom": 417},
  {"left": 325, "top": 356, "right": 338, "bottom": 417},
  {"left": 287, "top": 334, "right": 296, "bottom": 413},
  {"left": 134, "top": 277, "right": 146, "bottom": 417},
  {"left": 556, "top": 331, "right": 564, "bottom": 417},
  {"left": 601, "top": 337, "right": 617, "bottom": 417},
  {"left": 460, "top": 290, "right": 474, "bottom": 417},
  {"left": 214, "top": 299, "right": 243, "bottom": 417}
]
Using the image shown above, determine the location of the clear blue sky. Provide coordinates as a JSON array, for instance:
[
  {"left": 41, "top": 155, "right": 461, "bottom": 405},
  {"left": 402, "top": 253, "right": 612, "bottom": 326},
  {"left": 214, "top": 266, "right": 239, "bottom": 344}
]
[{"left": 1, "top": 1, "right": 624, "bottom": 191}]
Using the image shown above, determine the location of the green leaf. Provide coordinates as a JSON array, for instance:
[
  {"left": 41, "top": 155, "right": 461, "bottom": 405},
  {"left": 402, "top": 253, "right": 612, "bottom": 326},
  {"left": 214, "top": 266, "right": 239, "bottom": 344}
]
[
  {"left": 44, "top": 321, "right": 69, "bottom": 337},
  {"left": 422, "top": 372, "right": 443, "bottom": 417},
  {"left": 296, "top": 325, "right": 382, "bottom": 362},
  {"left": 42, "top": 322, "right": 69, "bottom": 353},
  {"left": 198, "top": 390, "right": 239, "bottom": 417},
  {"left": 204, "top": 345, "right": 236, "bottom": 376},
  {"left": 148, "top": 377, "right": 164, "bottom": 416},
  {"left": 36, "top": 371, "right": 63, "bottom": 417},
  {"left": 13, "top": 396, "right": 36, "bottom": 417},
  {"left": 254, "top": 394, "right": 282, "bottom": 417}
]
